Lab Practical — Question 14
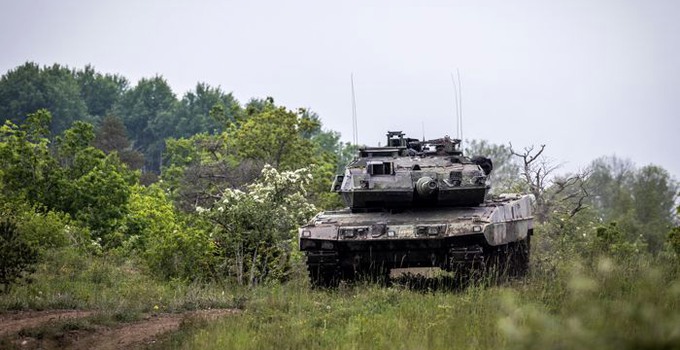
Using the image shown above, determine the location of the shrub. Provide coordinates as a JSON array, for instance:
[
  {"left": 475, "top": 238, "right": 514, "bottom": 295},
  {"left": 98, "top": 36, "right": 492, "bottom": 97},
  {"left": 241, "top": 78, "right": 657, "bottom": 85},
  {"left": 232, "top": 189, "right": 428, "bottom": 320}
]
[
  {"left": 0, "top": 219, "right": 38, "bottom": 293},
  {"left": 203, "top": 165, "right": 317, "bottom": 286}
]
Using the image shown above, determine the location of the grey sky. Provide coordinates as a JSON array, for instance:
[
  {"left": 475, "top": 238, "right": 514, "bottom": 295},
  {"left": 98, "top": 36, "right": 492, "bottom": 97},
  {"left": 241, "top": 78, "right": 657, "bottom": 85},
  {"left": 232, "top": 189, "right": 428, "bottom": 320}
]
[{"left": 1, "top": 0, "right": 679, "bottom": 179}]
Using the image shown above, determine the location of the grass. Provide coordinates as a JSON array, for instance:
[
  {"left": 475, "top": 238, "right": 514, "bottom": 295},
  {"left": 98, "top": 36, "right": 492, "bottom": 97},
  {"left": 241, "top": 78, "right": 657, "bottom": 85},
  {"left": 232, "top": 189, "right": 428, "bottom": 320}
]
[
  {"left": 0, "top": 248, "right": 244, "bottom": 315},
  {"left": 2, "top": 243, "right": 680, "bottom": 350},
  {"left": 162, "top": 253, "right": 680, "bottom": 350}
]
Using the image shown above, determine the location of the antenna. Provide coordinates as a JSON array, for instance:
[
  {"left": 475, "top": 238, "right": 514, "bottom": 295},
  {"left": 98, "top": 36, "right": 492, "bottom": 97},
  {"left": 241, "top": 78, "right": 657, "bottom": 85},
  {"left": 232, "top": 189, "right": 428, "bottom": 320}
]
[
  {"left": 422, "top": 121, "right": 425, "bottom": 141},
  {"left": 457, "top": 69, "right": 463, "bottom": 142},
  {"left": 450, "top": 70, "right": 464, "bottom": 140},
  {"left": 351, "top": 73, "right": 358, "bottom": 146},
  {"left": 450, "top": 73, "right": 460, "bottom": 139}
]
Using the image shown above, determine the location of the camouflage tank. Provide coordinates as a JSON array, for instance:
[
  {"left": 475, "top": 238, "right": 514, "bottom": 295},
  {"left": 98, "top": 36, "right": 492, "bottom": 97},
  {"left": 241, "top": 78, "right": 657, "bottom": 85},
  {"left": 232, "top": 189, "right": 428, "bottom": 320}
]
[{"left": 299, "top": 131, "right": 533, "bottom": 287}]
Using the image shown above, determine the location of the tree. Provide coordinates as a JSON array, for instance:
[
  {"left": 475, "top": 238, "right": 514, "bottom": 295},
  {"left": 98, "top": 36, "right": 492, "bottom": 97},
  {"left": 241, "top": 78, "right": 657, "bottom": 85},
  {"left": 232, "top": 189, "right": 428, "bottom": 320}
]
[
  {"left": 55, "top": 145, "right": 136, "bottom": 247},
  {"left": 630, "top": 165, "right": 677, "bottom": 251},
  {"left": 229, "top": 103, "right": 319, "bottom": 169},
  {"left": 0, "top": 109, "right": 60, "bottom": 206},
  {"left": 0, "top": 62, "right": 88, "bottom": 134},
  {"left": 94, "top": 115, "right": 144, "bottom": 170},
  {"left": 174, "top": 83, "right": 241, "bottom": 137},
  {"left": 75, "top": 64, "right": 128, "bottom": 118},
  {"left": 114, "top": 76, "right": 178, "bottom": 172},
  {"left": 1, "top": 111, "right": 136, "bottom": 246},
  {"left": 162, "top": 133, "right": 255, "bottom": 212},
  {"left": 163, "top": 100, "right": 345, "bottom": 211},
  {"left": 586, "top": 156, "right": 678, "bottom": 252},
  {"left": 510, "top": 143, "right": 590, "bottom": 223},
  {"left": 587, "top": 156, "right": 636, "bottom": 222}
]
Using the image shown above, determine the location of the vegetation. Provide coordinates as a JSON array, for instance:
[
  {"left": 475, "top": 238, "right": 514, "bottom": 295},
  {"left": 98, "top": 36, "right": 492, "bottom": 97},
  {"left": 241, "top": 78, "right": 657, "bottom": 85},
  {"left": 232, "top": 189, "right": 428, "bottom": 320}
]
[
  {"left": 163, "top": 254, "right": 680, "bottom": 350},
  {"left": 0, "top": 62, "right": 679, "bottom": 349}
]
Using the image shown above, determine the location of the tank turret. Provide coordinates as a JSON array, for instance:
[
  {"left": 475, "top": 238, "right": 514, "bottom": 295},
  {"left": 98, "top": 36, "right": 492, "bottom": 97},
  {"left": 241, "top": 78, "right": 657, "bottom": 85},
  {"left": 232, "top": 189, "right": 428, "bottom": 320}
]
[{"left": 331, "top": 131, "right": 493, "bottom": 210}]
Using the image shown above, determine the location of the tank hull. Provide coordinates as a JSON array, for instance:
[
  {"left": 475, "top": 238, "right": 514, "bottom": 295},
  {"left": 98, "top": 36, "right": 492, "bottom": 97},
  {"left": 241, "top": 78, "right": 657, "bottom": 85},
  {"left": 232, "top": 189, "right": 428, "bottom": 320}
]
[{"left": 299, "top": 194, "right": 533, "bottom": 286}]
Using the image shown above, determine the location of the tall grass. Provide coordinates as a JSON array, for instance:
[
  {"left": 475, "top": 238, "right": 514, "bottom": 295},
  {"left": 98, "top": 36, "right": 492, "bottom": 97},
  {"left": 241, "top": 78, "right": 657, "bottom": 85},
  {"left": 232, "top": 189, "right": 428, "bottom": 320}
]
[
  {"left": 2, "top": 239, "right": 679, "bottom": 350},
  {"left": 166, "top": 248, "right": 680, "bottom": 349},
  {"left": 0, "top": 248, "right": 242, "bottom": 316}
]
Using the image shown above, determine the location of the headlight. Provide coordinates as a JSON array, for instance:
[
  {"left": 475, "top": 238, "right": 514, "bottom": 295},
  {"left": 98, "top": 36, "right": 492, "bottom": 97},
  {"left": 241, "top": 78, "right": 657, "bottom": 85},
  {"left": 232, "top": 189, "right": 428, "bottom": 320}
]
[
  {"left": 300, "top": 239, "right": 316, "bottom": 249},
  {"left": 340, "top": 228, "right": 355, "bottom": 238},
  {"left": 416, "top": 225, "right": 446, "bottom": 236},
  {"left": 340, "top": 227, "right": 369, "bottom": 238}
]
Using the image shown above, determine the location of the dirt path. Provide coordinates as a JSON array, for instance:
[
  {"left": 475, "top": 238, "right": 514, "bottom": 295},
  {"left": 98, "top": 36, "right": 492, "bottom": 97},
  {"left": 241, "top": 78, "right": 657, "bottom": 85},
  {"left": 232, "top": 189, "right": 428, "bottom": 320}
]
[
  {"left": 0, "top": 309, "right": 238, "bottom": 349},
  {"left": 0, "top": 310, "right": 96, "bottom": 337}
]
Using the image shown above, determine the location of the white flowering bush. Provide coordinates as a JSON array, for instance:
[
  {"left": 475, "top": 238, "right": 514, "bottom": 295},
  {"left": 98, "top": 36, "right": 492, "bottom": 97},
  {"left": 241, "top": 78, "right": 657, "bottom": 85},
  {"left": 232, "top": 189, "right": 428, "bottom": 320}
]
[{"left": 203, "top": 165, "right": 317, "bottom": 286}]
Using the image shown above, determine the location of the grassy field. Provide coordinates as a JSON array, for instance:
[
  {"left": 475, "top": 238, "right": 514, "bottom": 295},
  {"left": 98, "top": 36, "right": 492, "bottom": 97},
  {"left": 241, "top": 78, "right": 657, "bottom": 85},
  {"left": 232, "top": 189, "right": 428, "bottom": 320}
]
[
  {"left": 0, "top": 248, "right": 241, "bottom": 318},
  {"left": 161, "top": 253, "right": 680, "bottom": 350},
  {"left": 2, "top": 243, "right": 679, "bottom": 350}
]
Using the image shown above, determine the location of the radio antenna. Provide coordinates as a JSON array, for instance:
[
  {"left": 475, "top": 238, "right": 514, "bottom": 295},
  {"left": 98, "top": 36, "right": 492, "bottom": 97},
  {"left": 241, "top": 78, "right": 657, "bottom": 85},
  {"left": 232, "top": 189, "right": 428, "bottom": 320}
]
[
  {"left": 457, "top": 69, "right": 463, "bottom": 142},
  {"left": 450, "top": 72, "right": 460, "bottom": 139},
  {"left": 351, "top": 73, "right": 359, "bottom": 146},
  {"left": 450, "top": 70, "right": 464, "bottom": 140}
]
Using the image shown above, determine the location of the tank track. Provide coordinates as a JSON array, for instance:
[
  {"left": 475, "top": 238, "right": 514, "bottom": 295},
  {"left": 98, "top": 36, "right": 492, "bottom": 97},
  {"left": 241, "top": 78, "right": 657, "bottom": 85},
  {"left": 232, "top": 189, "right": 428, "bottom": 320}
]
[
  {"left": 305, "top": 251, "right": 341, "bottom": 288},
  {"left": 448, "top": 237, "right": 530, "bottom": 281},
  {"left": 305, "top": 236, "right": 530, "bottom": 288}
]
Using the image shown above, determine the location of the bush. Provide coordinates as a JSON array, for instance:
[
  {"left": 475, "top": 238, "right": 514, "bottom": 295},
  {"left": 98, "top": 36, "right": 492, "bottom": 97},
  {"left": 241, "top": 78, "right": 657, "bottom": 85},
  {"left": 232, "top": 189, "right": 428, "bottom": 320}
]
[
  {"left": 0, "top": 219, "right": 38, "bottom": 293},
  {"left": 669, "top": 226, "right": 680, "bottom": 256},
  {"left": 593, "top": 222, "right": 646, "bottom": 258},
  {"left": 203, "top": 165, "right": 317, "bottom": 286},
  {"left": 123, "top": 184, "right": 215, "bottom": 281}
]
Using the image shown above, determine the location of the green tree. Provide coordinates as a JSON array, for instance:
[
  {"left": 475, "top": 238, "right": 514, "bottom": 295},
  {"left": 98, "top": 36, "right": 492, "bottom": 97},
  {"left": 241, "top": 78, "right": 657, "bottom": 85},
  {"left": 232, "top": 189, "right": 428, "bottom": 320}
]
[
  {"left": 174, "top": 83, "right": 241, "bottom": 137},
  {"left": 114, "top": 76, "right": 178, "bottom": 172},
  {"left": 162, "top": 133, "right": 251, "bottom": 212},
  {"left": 0, "top": 109, "right": 59, "bottom": 206},
  {"left": 630, "top": 165, "right": 677, "bottom": 251},
  {"left": 163, "top": 100, "right": 344, "bottom": 210},
  {"left": 587, "top": 156, "right": 635, "bottom": 222},
  {"left": 56, "top": 149, "right": 135, "bottom": 246},
  {"left": 586, "top": 156, "right": 678, "bottom": 252},
  {"left": 1, "top": 111, "right": 136, "bottom": 246},
  {"left": 0, "top": 62, "right": 87, "bottom": 134},
  {"left": 94, "top": 115, "right": 144, "bottom": 170},
  {"left": 229, "top": 104, "right": 319, "bottom": 169},
  {"left": 75, "top": 64, "right": 128, "bottom": 118}
]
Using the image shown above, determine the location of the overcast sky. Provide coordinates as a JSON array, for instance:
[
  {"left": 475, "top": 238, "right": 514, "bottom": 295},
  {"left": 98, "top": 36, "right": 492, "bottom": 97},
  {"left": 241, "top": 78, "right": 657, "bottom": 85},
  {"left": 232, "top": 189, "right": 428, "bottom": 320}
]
[{"left": 1, "top": 0, "right": 679, "bottom": 179}]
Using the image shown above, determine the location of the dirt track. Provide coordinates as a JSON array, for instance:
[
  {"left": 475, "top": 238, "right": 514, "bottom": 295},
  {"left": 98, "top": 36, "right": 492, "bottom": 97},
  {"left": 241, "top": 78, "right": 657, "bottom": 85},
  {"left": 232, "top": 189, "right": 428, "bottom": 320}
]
[{"left": 0, "top": 309, "right": 237, "bottom": 349}]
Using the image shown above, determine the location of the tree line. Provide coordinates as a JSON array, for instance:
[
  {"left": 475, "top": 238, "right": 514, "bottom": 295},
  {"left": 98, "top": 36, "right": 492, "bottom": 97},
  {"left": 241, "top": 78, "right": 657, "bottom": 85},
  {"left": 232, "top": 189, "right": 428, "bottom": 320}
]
[{"left": 0, "top": 62, "right": 355, "bottom": 176}]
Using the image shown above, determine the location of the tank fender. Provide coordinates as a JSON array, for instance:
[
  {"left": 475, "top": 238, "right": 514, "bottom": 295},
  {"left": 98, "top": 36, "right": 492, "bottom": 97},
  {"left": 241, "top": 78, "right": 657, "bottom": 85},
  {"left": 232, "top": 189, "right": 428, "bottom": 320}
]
[{"left": 483, "top": 220, "right": 531, "bottom": 246}]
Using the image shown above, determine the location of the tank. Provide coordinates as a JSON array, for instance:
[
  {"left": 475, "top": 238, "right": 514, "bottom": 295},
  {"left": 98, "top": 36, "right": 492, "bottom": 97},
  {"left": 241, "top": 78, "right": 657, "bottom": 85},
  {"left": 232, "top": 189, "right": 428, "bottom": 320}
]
[{"left": 299, "top": 131, "right": 533, "bottom": 287}]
